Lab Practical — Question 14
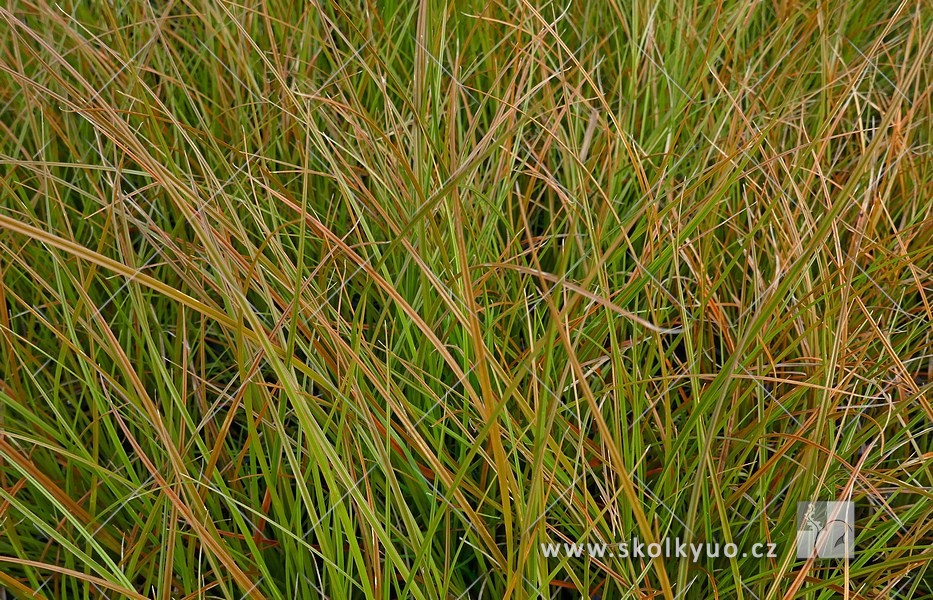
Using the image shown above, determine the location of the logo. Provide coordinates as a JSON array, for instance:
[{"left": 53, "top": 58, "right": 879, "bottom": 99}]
[{"left": 796, "top": 501, "right": 854, "bottom": 559}]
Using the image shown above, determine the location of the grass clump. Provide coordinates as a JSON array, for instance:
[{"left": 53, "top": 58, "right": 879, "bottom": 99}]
[{"left": 0, "top": 0, "right": 931, "bottom": 598}]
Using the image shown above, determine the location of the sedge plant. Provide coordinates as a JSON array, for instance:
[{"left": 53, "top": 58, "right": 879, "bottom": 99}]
[{"left": 0, "top": 0, "right": 930, "bottom": 598}]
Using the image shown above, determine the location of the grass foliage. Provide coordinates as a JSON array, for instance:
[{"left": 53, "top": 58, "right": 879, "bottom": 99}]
[{"left": 0, "top": 0, "right": 931, "bottom": 598}]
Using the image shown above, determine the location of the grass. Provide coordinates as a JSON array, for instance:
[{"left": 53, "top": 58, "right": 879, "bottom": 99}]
[{"left": 0, "top": 0, "right": 930, "bottom": 598}]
